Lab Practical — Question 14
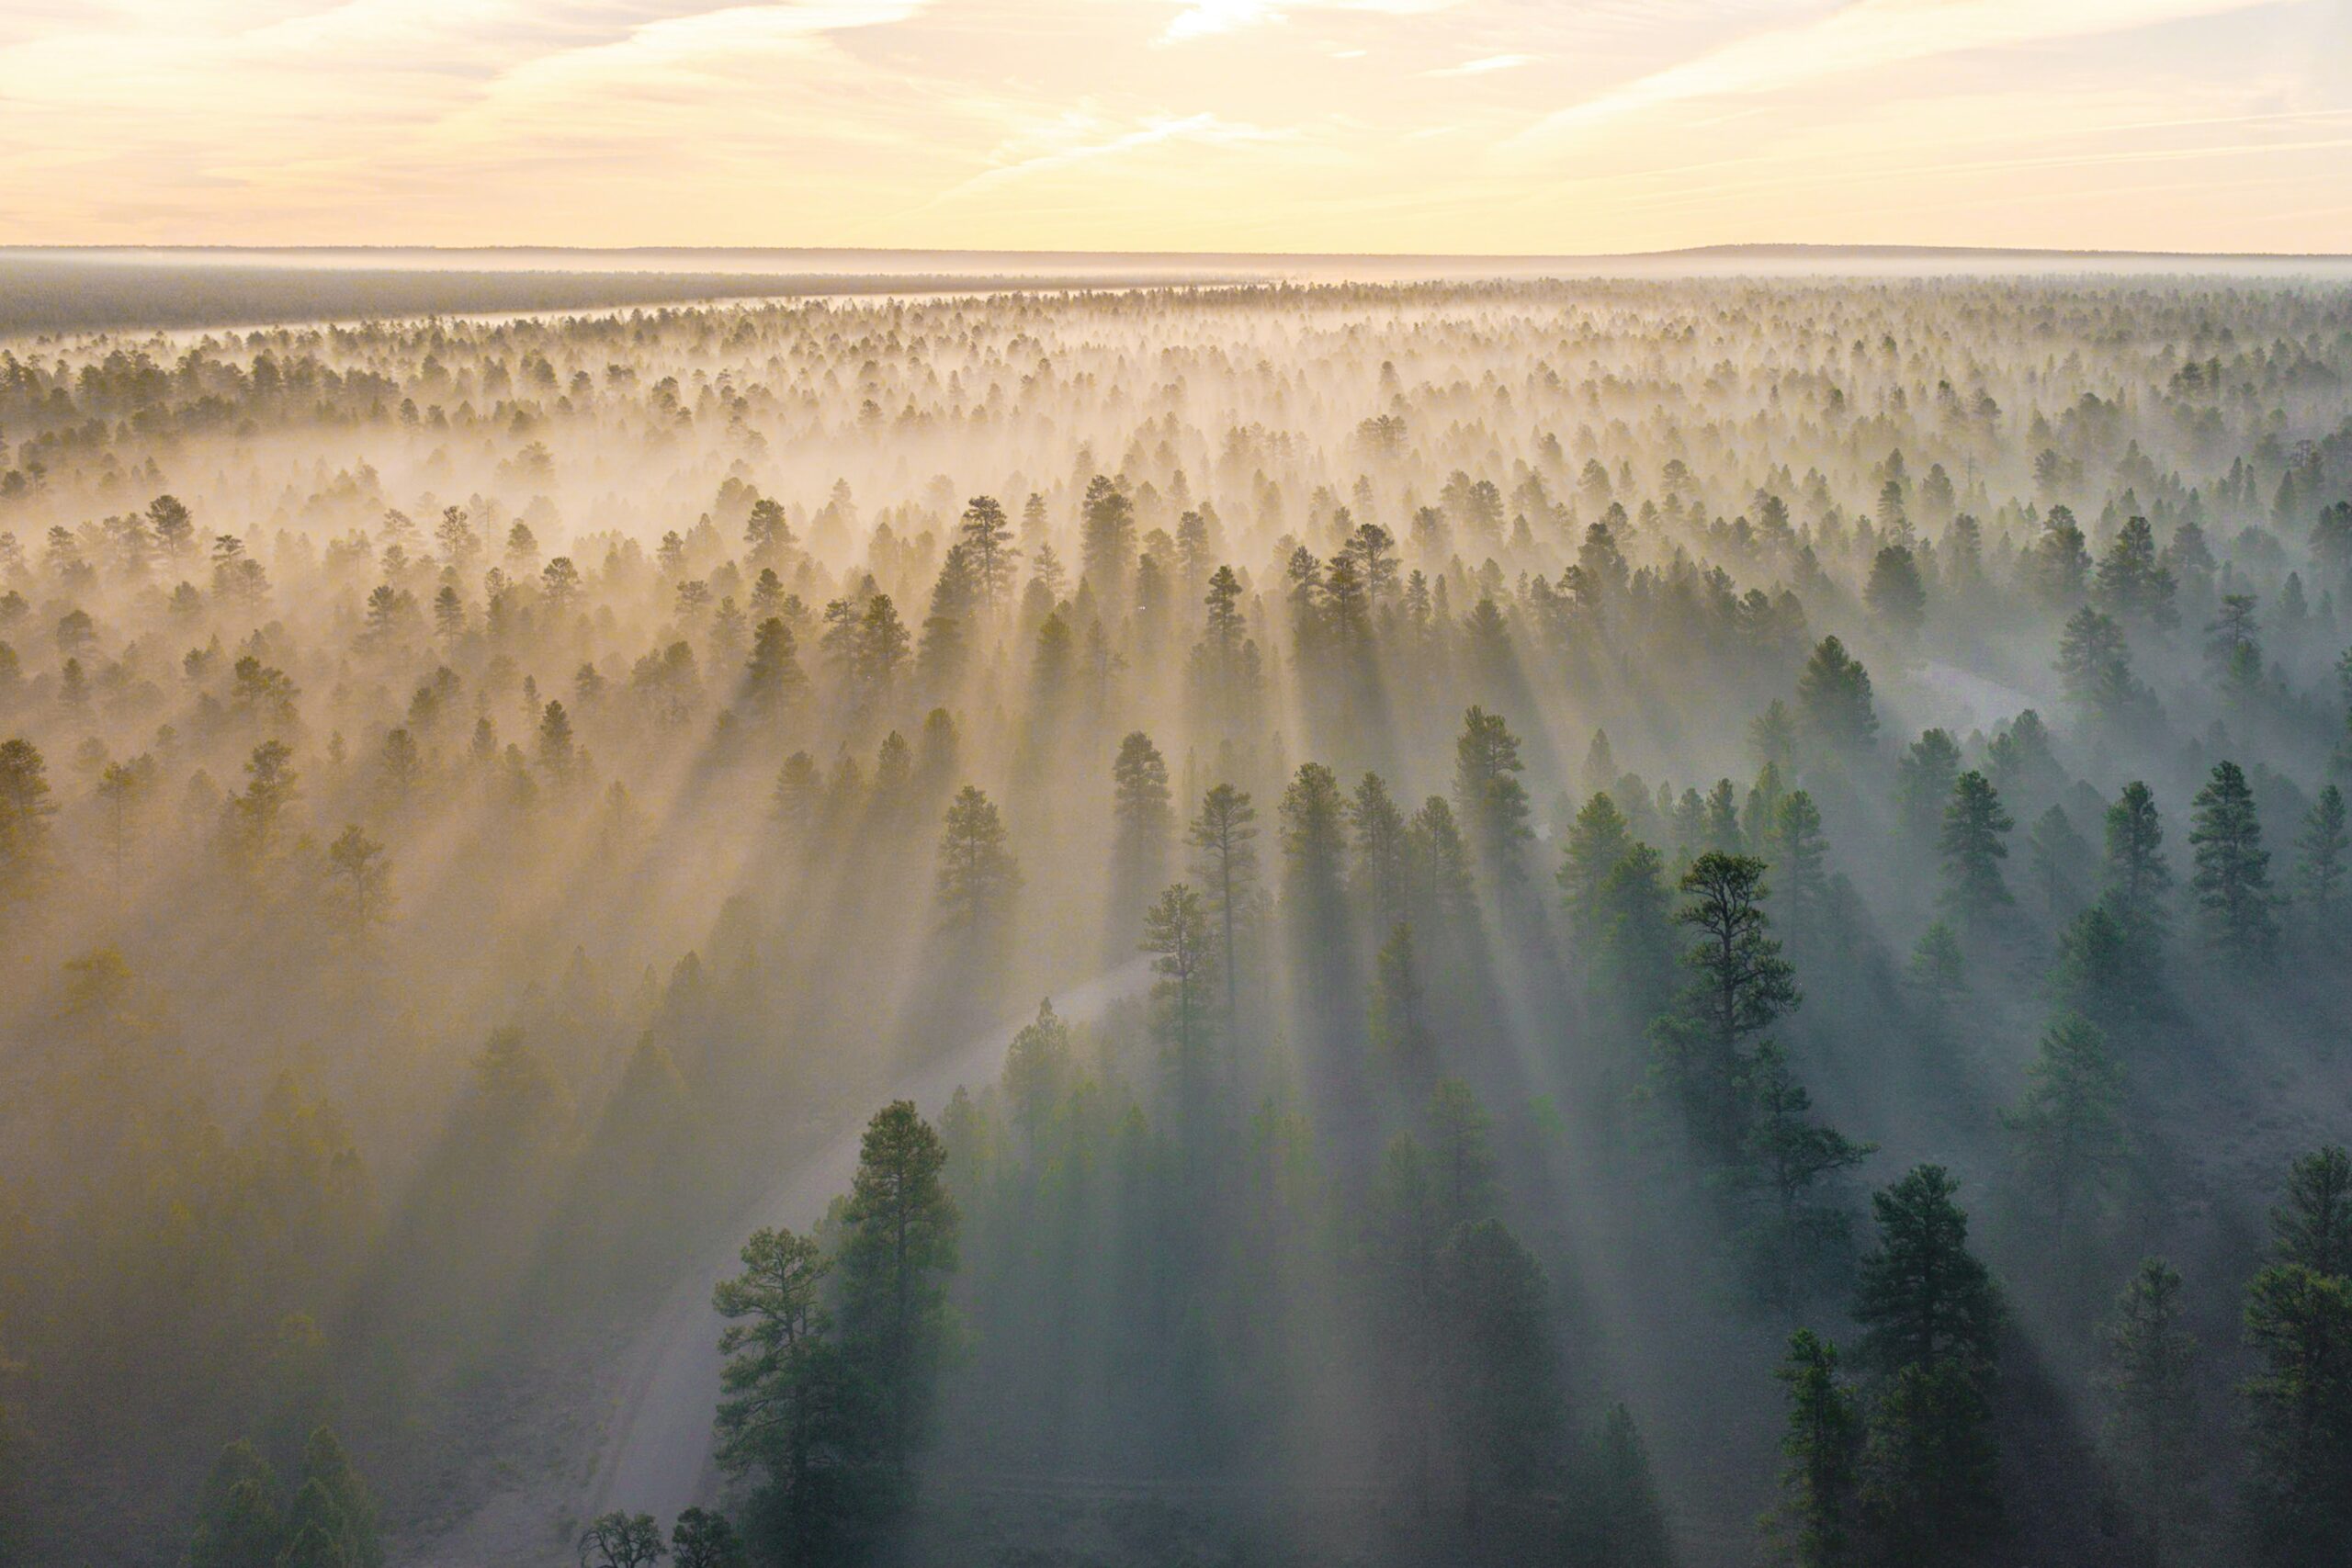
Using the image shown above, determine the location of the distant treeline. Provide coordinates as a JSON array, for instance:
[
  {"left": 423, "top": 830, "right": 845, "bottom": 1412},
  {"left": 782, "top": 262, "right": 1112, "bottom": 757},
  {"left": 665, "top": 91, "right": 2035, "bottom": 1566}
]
[{"left": 0, "top": 257, "right": 1244, "bottom": 336}]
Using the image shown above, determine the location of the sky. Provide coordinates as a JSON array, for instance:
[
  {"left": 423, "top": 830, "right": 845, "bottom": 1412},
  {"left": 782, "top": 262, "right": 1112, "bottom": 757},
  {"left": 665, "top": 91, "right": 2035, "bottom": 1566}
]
[{"left": 1, "top": 0, "right": 2347, "bottom": 254}]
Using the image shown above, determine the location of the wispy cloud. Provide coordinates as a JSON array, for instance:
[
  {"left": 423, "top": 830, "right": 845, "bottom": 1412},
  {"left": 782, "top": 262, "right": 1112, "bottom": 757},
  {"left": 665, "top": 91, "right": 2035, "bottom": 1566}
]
[
  {"left": 1508, "top": 0, "right": 2285, "bottom": 152},
  {"left": 0, "top": 0, "right": 2344, "bottom": 252},
  {"left": 1159, "top": 0, "right": 1461, "bottom": 45},
  {"left": 944, "top": 110, "right": 1295, "bottom": 197},
  {"left": 1425, "top": 52, "right": 1532, "bottom": 77},
  {"left": 1162, "top": 0, "right": 1279, "bottom": 41}
]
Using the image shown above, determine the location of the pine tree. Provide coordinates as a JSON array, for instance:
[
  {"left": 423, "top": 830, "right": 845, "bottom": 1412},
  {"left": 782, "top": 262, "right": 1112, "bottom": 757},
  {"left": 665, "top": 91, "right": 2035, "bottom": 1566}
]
[
  {"left": 2102, "top": 781, "right": 2174, "bottom": 942},
  {"left": 2096, "top": 515, "right": 2177, "bottom": 625},
  {"left": 713, "top": 1227, "right": 872, "bottom": 1563},
  {"left": 2293, "top": 784, "right": 2347, "bottom": 928},
  {"left": 2029, "top": 505, "right": 2090, "bottom": 603},
  {"left": 2242, "top": 1146, "right": 2352, "bottom": 1566},
  {"left": 323, "top": 824, "right": 392, "bottom": 939},
  {"left": 1141, "top": 884, "right": 1217, "bottom": 1097},
  {"left": 1280, "top": 762, "right": 1351, "bottom": 974},
  {"left": 187, "top": 1440, "right": 286, "bottom": 1568},
  {"left": 2056, "top": 604, "right": 2143, "bottom": 729},
  {"left": 1937, "top": 771, "right": 2014, "bottom": 933},
  {"left": 854, "top": 593, "right": 910, "bottom": 694},
  {"left": 1653, "top": 852, "right": 1800, "bottom": 1157},
  {"left": 1591, "top": 843, "right": 1681, "bottom": 1029},
  {"left": 2101, "top": 1258, "right": 2200, "bottom": 1566},
  {"left": 742, "top": 617, "right": 806, "bottom": 710},
  {"left": 1407, "top": 795, "right": 1481, "bottom": 941},
  {"left": 2052, "top": 902, "right": 2154, "bottom": 1030},
  {"left": 1194, "top": 564, "right": 1251, "bottom": 718},
  {"left": 1765, "top": 1329, "right": 1861, "bottom": 1568},
  {"left": 744, "top": 496, "right": 792, "bottom": 561},
  {"left": 1423, "top": 1077, "right": 1497, "bottom": 1230},
  {"left": 957, "top": 495, "right": 1019, "bottom": 613},
  {"left": 148, "top": 491, "right": 194, "bottom": 557},
  {"left": 1741, "top": 1043, "right": 1874, "bottom": 1310},
  {"left": 1749, "top": 702, "right": 1797, "bottom": 776},
  {"left": 2001, "top": 1012, "right": 2126, "bottom": 1234},
  {"left": 1349, "top": 773, "right": 1414, "bottom": 933},
  {"left": 2334, "top": 647, "right": 2352, "bottom": 783},
  {"left": 1000, "top": 998, "right": 1069, "bottom": 1158},
  {"left": 1853, "top": 1166, "right": 2004, "bottom": 1566},
  {"left": 220, "top": 739, "right": 300, "bottom": 874},
  {"left": 1767, "top": 790, "right": 1832, "bottom": 935},
  {"left": 1366, "top": 1132, "right": 1445, "bottom": 1507},
  {"left": 1896, "top": 730, "right": 1962, "bottom": 847},
  {"left": 2188, "top": 761, "right": 2278, "bottom": 964},
  {"left": 934, "top": 785, "right": 1020, "bottom": 931},
  {"left": 772, "top": 752, "right": 822, "bottom": 845},
  {"left": 1110, "top": 731, "right": 1172, "bottom": 936},
  {"left": 1906, "top": 921, "right": 1966, "bottom": 1017},
  {"left": 1866, "top": 543, "right": 1927, "bottom": 632},
  {"left": 1369, "top": 921, "right": 1431, "bottom": 1074},
  {"left": 2205, "top": 594, "right": 2263, "bottom": 697},
  {"left": 1558, "top": 791, "right": 1633, "bottom": 947},
  {"left": 838, "top": 1100, "right": 960, "bottom": 1472},
  {"left": 1187, "top": 784, "right": 1259, "bottom": 1035},
  {"left": 1795, "top": 637, "right": 1878, "bottom": 756},
  {"left": 917, "top": 545, "right": 978, "bottom": 692},
  {"left": 288, "top": 1427, "right": 382, "bottom": 1568},
  {"left": 1743, "top": 761, "right": 1788, "bottom": 857},
  {"left": 1578, "top": 1404, "right": 1676, "bottom": 1568},
  {"left": 1453, "top": 705, "right": 1533, "bottom": 892},
  {"left": 1856, "top": 1165, "right": 2003, "bottom": 1376},
  {"left": 1079, "top": 474, "right": 1135, "bottom": 595},
  {"left": 1439, "top": 1218, "right": 1566, "bottom": 1505},
  {"left": 1703, "top": 777, "right": 1743, "bottom": 854},
  {"left": 93, "top": 752, "right": 155, "bottom": 912},
  {"left": 1462, "top": 596, "right": 1514, "bottom": 690},
  {"left": 2271, "top": 1145, "right": 2352, "bottom": 1276},
  {"left": 537, "top": 698, "right": 579, "bottom": 782}
]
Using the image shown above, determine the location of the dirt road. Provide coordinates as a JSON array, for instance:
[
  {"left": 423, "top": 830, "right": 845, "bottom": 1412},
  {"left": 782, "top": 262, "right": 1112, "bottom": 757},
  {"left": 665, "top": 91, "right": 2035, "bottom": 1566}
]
[{"left": 418, "top": 960, "right": 1149, "bottom": 1563}]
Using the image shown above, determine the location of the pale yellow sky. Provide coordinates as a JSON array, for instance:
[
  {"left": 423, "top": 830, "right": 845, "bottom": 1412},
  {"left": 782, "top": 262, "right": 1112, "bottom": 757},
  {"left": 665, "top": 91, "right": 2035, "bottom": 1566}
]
[{"left": 2, "top": 0, "right": 2347, "bottom": 253}]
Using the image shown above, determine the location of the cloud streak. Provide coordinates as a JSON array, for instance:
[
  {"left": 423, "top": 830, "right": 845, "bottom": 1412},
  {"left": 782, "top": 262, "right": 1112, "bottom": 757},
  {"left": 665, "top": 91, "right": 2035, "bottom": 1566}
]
[
  {"left": 1508, "top": 0, "right": 2287, "bottom": 152},
  {"left": 941, "top": 111, "right": 1295, "bottom": 199},
  {"left": 1159, "top": 0, "right": 1461, "bottom": 44},
  {"left": 1425, "top": 52, "right": 1532, "bottom": 76}
]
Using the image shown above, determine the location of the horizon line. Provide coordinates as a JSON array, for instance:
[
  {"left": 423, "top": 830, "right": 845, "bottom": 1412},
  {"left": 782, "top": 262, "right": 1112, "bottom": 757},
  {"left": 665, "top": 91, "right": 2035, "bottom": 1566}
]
[{"left": 9, "top": 241, "right": 2352, "bottom": 265}]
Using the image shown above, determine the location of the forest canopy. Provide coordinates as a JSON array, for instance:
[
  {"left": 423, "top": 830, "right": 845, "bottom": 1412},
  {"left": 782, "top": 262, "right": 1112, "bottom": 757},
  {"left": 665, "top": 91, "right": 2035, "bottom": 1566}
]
[{"left": 0, "top": 272, "right": 2348, "bottom": 1566}]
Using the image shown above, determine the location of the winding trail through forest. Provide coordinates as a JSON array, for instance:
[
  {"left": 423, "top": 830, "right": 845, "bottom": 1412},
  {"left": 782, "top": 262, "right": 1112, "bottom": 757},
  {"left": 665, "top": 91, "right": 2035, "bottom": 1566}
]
[
  {"left": 414, "top": 960, "right": 1148, "bottom": 1566},
  {"left": 591, "top": 960, "right": 1149, "bottom": 1531}
]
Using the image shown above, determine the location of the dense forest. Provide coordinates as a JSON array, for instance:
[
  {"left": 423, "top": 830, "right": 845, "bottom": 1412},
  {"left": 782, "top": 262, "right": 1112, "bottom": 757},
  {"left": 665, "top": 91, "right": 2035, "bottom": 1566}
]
[{"left": 0, "top": 275, "right": 2348, "bottom": 1566}]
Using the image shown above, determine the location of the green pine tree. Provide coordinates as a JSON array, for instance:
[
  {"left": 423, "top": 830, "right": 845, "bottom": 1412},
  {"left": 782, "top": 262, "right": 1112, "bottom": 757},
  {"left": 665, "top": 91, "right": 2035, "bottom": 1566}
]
[
  {"left": 2101, "top": 1258, "right": 2201, "bottom": 1566},
  {"left": 1937, "top": 771, "right": 2015, "bottom": 934},
  {"left": 1853, "top": 1166, "right": 2004, "bottom": 1566},
  {"left": 2188, "top": 761, "right": 2278, "bottom": 964},
  {"left": 187, "top": 1440, "right": 287, "bottom": 1568},
  {"left": 1764, "top": 1329, "right": 1861, "bottom": 1568},
  {"left": 2001, "top": 1012, "right": 2127, "bottom": 1235},
  {"left": 2241, "top": 1147, "right": 2352, "bottom": 1566},
  {"left": 1652, "top": 852, "right": 1800, "bottom": 1158},
  {"left": 838, "top": 1101, "right": 961, "bottom": 1473}
]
